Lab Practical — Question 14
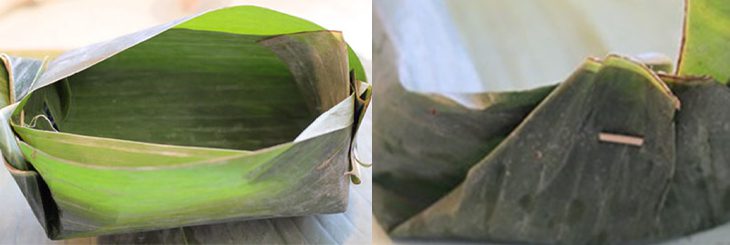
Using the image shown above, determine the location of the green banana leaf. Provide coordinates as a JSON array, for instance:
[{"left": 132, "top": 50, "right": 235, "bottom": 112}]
[
  {"left": 677, "top": 0, "right": 730, "bottom": 83},
  {"left": 373, "top": 13, "right": 554, "bottom": 230},
  {"left": 390, "top": 56, "right": 681, "bottom": 243},
  {"left": 1, "top": 6, "right": 371, "bottom": 239},
  {"left": 659, "top": 74, "right": 730, "bottom": 236},
  {"left": 374, "top": 0, "right": 730, "bottom": 243}
]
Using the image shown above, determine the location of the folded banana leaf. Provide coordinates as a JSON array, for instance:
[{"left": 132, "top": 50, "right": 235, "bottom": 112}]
[
  {"left": 0, "top": 6, "right": 371, "bottom": 239},
  {"left": 373, "top": 13, "right": 554, "bottom": 230},
  {"left": 374, "top": 0, "right": 730, "bottom": 243}
]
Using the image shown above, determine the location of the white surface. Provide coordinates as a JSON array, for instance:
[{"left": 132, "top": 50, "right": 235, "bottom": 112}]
[
  {"left": 374, "top": 0, "right": 484, "bottom": 93},
  {"left": 375, "top": 0, "right": 683, "bottom": 94},
  {"left": 0, "top": 0, "right": 372, "bottom": 60}
]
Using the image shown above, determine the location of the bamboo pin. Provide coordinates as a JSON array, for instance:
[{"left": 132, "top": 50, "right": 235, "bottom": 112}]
[{"left": 598, "top": 132, "right": 644, "bottom": 147}]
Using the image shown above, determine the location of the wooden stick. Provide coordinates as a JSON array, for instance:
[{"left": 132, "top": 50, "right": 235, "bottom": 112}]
[{"left": 598, "top": 132, "right": 644, "bottom": 147}]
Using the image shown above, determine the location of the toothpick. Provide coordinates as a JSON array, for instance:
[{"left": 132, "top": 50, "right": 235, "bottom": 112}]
[{"left": 598, "top": 132, "right": 644, "bottom": 147}]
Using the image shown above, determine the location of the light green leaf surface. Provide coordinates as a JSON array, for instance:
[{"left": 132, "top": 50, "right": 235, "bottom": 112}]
[
  {"left": 677, "top": 0, "right": 730, "bottom": 83},
  {"left": 16, "top": 126, "right": 350, "bottom": 238},
  {"left": 0, "top": 6, "right": 370, "bottom": 239}
]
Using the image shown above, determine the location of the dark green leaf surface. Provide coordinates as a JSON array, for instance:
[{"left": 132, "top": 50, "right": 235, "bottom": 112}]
[
  {"left": 390, "top": 56, "right": 682, "bottom": 243},
  {"left": 261, "top": 31, "right": 351, "bottom": 116},
  {"left": 0, "top": 57, "right": 9, "bottom": 107},
  {"left": 0, "top": 55, "right": 45, "bottom": 170},
  {"left": 376, "top": 52, "right": 730, "bottom": 243},
  {"left": 372, "top": 15, "right": 553, "bottom": 230},
  {"left": 658, "top": 77, "right": 730, "bottom": 236},
  {"left": 173, "top": 6, "right": 366, "bottom": 82},
  {"left": 374, "top": 0, "right": 730, "bottom": 243}
]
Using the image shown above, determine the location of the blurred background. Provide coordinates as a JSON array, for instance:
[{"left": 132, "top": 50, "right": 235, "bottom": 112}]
[
  {"left": 0, "top": 0, "right": 372, "bottom": 244},
  {"left": 375, "top": 0, "right": 682, "bottom": 94},
  {"left": 0, "top": 0, "right": 371, "bottom": 61},
  {"left": 373, "top": 0, "right": 730, "bottom": 244}
]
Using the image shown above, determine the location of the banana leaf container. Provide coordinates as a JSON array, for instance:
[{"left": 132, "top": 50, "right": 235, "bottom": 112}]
[
  {"left": 373, "top": 0, "right": 730, "bottom": 243},
  {"left": 0, "top": 6, "right": 371, "bottom": 239}
]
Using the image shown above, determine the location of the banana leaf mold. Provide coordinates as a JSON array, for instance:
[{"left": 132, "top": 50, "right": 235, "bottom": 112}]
[{"left": 0, "top": 6, "right": 371, "bottom": 239}]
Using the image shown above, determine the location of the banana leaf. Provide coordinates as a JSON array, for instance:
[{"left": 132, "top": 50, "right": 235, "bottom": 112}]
[
  {"left": 0, "top": 6, "right": 371, "bottom": 239},
  {"left": 390, "top": 56, "right": 680, "bottom": 243},
  {"left": 373, "top": 13, "right": 554, "bottom": 230},
  {"left": 677, "top": 0, "right": 730, "bottom": 83},
  {"left": 658, "top": 74, "right": 730, "bottom": 236},
  {"left": 373, "top": 0, "right": 730, "bottom": 243}
]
